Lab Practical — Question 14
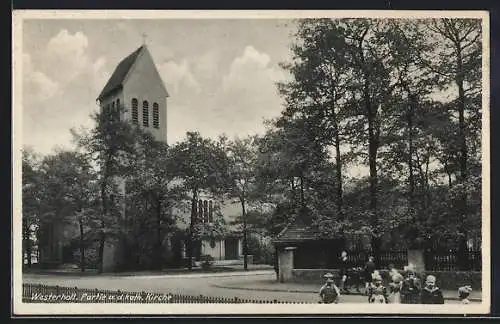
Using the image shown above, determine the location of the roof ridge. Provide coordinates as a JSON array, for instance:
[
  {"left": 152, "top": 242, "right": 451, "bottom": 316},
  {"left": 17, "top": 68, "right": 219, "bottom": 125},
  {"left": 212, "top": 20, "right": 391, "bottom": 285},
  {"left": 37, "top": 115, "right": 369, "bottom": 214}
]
[{"left": 97, "top": 45, "right": 145, "bottom": 101}]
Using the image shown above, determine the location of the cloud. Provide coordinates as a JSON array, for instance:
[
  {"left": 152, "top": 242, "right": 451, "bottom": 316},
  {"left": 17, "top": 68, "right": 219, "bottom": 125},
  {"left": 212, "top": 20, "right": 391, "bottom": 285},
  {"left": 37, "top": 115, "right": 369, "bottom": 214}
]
[
  {"left": 23, "top": 53, "right": 59, "bottom": 103},
  {"left": 212, "top": 46, "right": 287, "bottom": 134},
  {"left": 159, "top": 59, "right": 201, "bottom": 96},
  {"left": 22, "top": 29, "right": 109, "bottom": 155},
  {"left": 42, "top": 30, "right": 91, "bottom": 85},
  {"left": 192, "top": 50, "right": 219, "bottom": 80}
]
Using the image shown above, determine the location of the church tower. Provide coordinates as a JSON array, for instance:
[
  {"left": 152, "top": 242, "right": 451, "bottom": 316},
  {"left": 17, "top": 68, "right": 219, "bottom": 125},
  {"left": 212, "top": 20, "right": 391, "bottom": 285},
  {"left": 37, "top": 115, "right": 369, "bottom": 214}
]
[
  {"left": 97, "top": 44, "right": 169, "bottom": 143},
  {"left": 95, "top": 44, "right": 169, "bottom": 271}
]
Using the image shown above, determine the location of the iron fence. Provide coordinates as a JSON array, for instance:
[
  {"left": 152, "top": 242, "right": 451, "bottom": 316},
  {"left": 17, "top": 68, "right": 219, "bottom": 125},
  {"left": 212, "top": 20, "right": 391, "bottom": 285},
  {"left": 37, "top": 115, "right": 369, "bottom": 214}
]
[
  {"left": 424, "top": 249, "right": 481, "bottom": 271},
  {"left": 22, "top": 284, "right": 311, "bottom": 304},
  {"left": 347, "top": 249, "right": 481, "bottom": 271}
]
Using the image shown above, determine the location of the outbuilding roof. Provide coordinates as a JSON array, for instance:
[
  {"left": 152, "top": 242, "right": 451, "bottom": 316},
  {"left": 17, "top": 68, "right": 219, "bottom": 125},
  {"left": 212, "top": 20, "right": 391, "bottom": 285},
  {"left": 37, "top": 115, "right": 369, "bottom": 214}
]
[
  {"left": 273, "top": 224, "right": 323, "bottom": 244},
  {"left": 273, "top": 223, "right": 368, "bottom": 245}
]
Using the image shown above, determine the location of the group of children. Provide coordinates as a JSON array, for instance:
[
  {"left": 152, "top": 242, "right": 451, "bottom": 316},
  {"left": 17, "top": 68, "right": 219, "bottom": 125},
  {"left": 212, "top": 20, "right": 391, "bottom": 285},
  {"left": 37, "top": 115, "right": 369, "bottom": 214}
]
[{"left": 319, "top": 259, "right": 473, "bottom": 304}]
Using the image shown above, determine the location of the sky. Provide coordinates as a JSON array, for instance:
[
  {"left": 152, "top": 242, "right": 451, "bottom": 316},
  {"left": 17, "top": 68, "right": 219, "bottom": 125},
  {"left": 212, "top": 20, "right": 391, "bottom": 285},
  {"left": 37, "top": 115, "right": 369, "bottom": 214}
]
[{"left": 21, "top": 19, "right": 297, "bottom": 155}]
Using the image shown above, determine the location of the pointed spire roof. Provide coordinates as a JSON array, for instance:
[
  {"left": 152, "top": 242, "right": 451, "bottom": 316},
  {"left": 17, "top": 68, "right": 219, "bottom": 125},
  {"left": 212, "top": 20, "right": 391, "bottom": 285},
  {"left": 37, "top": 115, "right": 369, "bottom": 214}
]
[{"left": 97, "top": 45, "right": 145, "bottom": 101}]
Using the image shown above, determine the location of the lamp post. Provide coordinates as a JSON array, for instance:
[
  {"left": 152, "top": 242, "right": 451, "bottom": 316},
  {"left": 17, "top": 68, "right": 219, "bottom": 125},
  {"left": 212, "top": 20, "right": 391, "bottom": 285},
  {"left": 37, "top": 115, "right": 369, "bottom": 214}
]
[{"left": 239, "top": 179, "right": 248, "bottom": 271}]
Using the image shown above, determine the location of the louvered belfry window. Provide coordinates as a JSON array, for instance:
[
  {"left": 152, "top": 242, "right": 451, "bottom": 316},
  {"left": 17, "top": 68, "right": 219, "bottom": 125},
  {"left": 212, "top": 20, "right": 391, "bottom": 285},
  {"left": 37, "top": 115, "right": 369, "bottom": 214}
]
[
  {"left": 153, "top": 103, "right": 159, "bottom": 129},
  {"left": 131, "top": 98, "right": 138, "bottom": 124},
  {"left": 142, "top": 100, "right": 149, "bottom": 127},
  {"left": 116, "top": 99, "right": 120, "bottom": 120}
]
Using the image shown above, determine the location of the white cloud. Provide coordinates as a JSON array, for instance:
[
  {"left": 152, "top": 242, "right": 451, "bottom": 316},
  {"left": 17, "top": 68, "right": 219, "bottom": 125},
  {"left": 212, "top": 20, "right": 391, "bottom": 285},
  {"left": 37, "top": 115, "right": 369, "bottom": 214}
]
[
  {"left": 22, "top": 29, "right": 109, "bottom": 155},
  {"left": 43, "top": 30, "right": 91, "bottom": 84},
  {"left": 159, "top": 59, "right": 201, "bottom": 95},
  {"left": 212, "top": 46, "right": 287, "bottom": 134},
  {"left": 23, "top": 53, "right": 59, "bottom": 103},
  {"left": 193, "top": 50, "right": 219, "bottom": 79}
]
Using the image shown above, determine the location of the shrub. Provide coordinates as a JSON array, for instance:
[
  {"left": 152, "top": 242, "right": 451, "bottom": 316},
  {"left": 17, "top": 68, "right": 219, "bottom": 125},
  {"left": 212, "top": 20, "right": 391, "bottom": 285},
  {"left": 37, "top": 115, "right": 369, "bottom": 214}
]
[{"left": 201, "top": 254, "right": 215, "bottom": 270}]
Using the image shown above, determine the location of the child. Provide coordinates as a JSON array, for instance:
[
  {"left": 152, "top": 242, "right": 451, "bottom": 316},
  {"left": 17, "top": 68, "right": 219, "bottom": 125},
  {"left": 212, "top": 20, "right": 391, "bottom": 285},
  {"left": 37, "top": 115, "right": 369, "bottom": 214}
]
[
  {"left": 458, "top": 285, "right": 473, "bottom": 304},
  {"left": 420, "top": 275, "right": 444, "bottom": 304},
  {"left": 344, "top": 266, "right": 364, "bottom": 293},
  {"left": 388, "top": 263, "right": 398, "bottom": 281},
  {"left": 387, "top": 271, "right": 404, "bottom": 303},
  {"left": 364, "top": 256, "right": 376, "bottom": 294},
  {"left": 367, "top": 271, "right": 388, "bottom": 303},
  {"left": 339, "top": 251, "right": 349, "bottom": 293},
  {"left": 401, "top": 265, "right": 421, "bottom": 304},
  {"left": 319, "top": 273, "right": 340, "bottom": 304}
]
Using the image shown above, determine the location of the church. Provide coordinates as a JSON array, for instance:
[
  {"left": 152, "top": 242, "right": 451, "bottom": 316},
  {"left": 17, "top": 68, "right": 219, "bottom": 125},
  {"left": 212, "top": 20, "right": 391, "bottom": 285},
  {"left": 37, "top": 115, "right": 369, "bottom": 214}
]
[{"left": 39, "top": 44, "right": 246, "bottom": 272}]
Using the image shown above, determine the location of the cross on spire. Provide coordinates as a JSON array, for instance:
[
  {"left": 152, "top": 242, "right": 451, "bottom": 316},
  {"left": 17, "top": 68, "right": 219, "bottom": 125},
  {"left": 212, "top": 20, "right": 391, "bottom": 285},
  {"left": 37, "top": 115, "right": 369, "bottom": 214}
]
[{"left": 141, "top": 32, "right": 148, "bottom": 45}]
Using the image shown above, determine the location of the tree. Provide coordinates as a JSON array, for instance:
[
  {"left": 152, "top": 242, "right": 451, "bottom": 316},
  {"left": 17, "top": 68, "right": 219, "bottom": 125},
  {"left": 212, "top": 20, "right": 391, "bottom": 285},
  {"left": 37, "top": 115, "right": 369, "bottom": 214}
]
[
  {"left": 278, "top": 19, "right": 353, "bottom": 224},
  {"left": 170, "top": 132, "right": 230, "bottom": 270},
  {"left": 22, "top": 148, "right": 42, "bottom": 268},
  {"left": 72, "top": 104, "right": 140, "bottom": 273},
  {"left": 125, "top": 129, "right": 182, "bottom": 270},
  {"left": 424, "top": 19, "right": 482, "bottom": 268},
  {"left": 225, "top": 135, "right": 260, "bottom": 270},
  {"left": 341, "top": 19, "right": 402, "bottom": 258}
]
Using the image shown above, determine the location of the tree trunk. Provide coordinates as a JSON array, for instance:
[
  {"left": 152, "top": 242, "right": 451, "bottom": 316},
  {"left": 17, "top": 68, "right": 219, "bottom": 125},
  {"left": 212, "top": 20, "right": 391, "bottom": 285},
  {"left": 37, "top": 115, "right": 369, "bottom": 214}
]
[
  {"left": 408, "top": 96, "right": 415, "bottom": 211},
  {"left": 23, "top": 223, "right": 33, "bottom": 269},
  {"left": 156, "top": 194, "right": 163, "bottom": 271},
  {"left": 444, "top": 160, "right": 453, "bottom": 188},
  {"left": 365, "top": 86, "right": 380, "bottom": 262},
  {"left": 241, "top": 197, "right": 248, "bottom": 271},
  {"left": 188, "top": 189, "right": 198, "bottom": 270},
  {"left": 335, "top": 124, "right": 343, "bottom": 220},
  {"left": 407, "top": 95, "right": 417, "bottom": 247},
  {"left": 79, "top": 217, "right": 85, "bottom": 272},
  {"left": 328, "top": 81, "right": 343, "bottom": 221},
  {"left": 98, "top": 182, "right": 107, "bottom": 274},
  {"left": 456, "top": 43, "right": 469, "bottom": 270},
  {"left": 299, "top": 175, "right": 305, "bottom": 214}
]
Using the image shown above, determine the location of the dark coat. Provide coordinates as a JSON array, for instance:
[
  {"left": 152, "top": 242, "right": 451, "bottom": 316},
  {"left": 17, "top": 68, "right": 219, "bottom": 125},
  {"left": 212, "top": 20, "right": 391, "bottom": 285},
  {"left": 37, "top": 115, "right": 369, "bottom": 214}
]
[
  {"left": 364, "top": 261, "right": 376, "bottom": 281},
  {"left": 420, "top": 286, "right": 445, "bottom": 304},
  {"left": 401, "top": 277, "right": 421, "bottom": 304}
]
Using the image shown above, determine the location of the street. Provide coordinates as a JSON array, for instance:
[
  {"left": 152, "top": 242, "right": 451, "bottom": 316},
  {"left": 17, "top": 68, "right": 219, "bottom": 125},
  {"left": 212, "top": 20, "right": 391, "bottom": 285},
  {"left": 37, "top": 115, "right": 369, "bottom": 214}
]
[{"left": 22, "top": 270, "right": 477, "bottom": 304}]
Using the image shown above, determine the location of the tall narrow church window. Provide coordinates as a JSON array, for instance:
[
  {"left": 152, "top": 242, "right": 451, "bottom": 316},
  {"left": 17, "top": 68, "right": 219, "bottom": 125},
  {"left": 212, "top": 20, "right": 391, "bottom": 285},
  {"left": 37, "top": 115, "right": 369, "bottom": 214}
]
[
  {"left": 203, "top": 200, "right": 208, "bottom": 223},
  {"left": 153, "top": 103, "right": 159, "bottom": 129},
  {"left": 198, "top": 199, "right": 204, "bottom": 223},
  {"left": 208, "top": 201, "right": 213, "bottom": 223},
  {"left": 111, "top": 102, "right": 116, "bottom": 120},
  {"left": 131, "top": 98, "right": 138, "bottom": 124},
  {"left": 143, "top": 101, "right": 149, "bottom": 127}
]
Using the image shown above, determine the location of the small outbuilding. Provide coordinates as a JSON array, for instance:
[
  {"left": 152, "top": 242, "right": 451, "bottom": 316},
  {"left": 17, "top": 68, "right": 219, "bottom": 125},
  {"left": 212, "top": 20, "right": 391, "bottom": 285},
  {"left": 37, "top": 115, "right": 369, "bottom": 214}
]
[{"left": 273, "top": 224, "right": 373, "bottom": 282}]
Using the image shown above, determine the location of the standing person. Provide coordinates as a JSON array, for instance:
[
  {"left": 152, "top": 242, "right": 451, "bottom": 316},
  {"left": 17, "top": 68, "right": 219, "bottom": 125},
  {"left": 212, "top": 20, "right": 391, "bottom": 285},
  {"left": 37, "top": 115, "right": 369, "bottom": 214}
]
[
  {"left": 401, "top": 265, "right": 421, "bottom": 304},
  {"left": 339, "top": 251, "right": 349, "bottom": 293},
  {"left": 273, "top": 249, "right": 279, "bottom": 281},
  {"left": 364, "top": 256, "right": 376, "bottom": 294},
  {"left": 319, "top": 273, "right": 340, "bottom": 304},
  {"left": 420, "top": 275, "right": 444, "bottom": 304}
]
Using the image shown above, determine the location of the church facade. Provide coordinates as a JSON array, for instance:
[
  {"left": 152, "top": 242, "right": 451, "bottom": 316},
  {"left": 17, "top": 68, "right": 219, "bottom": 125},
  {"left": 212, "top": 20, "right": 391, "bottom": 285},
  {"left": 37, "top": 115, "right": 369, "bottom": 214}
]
[{"left": 39, "top": 45, "right": 245, "bottom": 271}]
